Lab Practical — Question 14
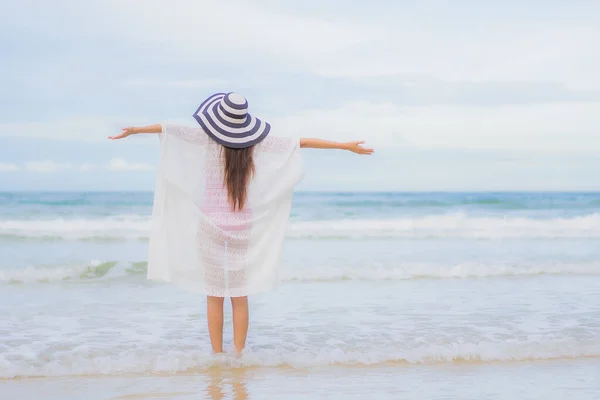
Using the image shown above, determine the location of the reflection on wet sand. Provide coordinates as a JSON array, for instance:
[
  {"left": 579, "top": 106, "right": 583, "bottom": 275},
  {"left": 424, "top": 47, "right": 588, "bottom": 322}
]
[{"left": 205, "top": 369, "right": 248, "bottom": 400}]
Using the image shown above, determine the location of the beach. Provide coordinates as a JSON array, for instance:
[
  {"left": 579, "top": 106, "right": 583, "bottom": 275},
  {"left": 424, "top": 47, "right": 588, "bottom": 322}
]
[
  {"left": 1, "top": 191, "right": 599, "bottom": 399},
  {"left": 4, "top": 360, "right": 600, "bottom": 399}
]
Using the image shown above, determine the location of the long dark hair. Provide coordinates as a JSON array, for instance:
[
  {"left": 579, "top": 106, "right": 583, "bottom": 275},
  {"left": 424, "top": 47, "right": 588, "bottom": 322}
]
[{"left": 222, "top": 146, "right": 255, "bottom": 212}]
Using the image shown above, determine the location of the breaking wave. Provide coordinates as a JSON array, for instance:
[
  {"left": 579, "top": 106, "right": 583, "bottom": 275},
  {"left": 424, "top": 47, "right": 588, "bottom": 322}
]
[
  {"left": 2, "top": 260, "right": 599, "bottom": 285},
  {"left": 1, "top": 213, "right": 600, "bottom": 241},
  {"left": 2, "top": 339, "right": 599, "bottom": 378}
]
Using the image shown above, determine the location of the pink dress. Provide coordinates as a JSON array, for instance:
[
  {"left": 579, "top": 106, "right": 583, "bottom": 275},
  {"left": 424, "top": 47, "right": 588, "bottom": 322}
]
[{"left": 147, "top": 124, "right": 305, "bottom": 297}]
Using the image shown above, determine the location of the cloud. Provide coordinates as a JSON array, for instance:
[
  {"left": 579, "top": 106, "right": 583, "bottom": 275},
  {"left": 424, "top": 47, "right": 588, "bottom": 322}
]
[
  {"left": 0, "top": 118, "right": 120, "bottom": 141},
  {"left": 0, "top": 163, "right": 19, "bottom": 172},
  {"left": 0, "top": 0, "right": 376, "bottom": 62},
  {"left": 312, "top": 25, "right": 600, "bottom": 88},
  {"left": 3, "top": 98, "right": 599, "bottom": 153},
  {"left": 79, "top": 163, "right": 97, "bottom": 171},
  {"left": 69, "top": 1, "right": 597, "bottom": 90},
  {"left": 24, "top": 161, "right": 73, "bottom": 173},
  {"left": 2, "top": 1, "right": 599, "bottom": 94},
  {"left": 0, "top": 117, "right": 162, "bottom": 141},
  {"left": 124, "top": 78, "right": 230, "bottom": 89},
  {"left": 107, "top": 158, "right": 154, "bottom": 171},
  {"left": 272, "top": 101, "right": 600, "bottom": 152},
  {"left": 1, "top": 1, "right": 599, "bottom": 191},
  {"left": 2, "top": 2, "right": 599, "bottom": 118},
  {"left": 5, "top": 159, "right": 155, "bottom": 173}
]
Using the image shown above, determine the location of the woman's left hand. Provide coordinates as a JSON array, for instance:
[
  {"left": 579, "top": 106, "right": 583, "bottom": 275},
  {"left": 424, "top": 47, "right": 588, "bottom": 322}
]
[{"left": 108, "top": 127, "right": 136, "bottom": 140}]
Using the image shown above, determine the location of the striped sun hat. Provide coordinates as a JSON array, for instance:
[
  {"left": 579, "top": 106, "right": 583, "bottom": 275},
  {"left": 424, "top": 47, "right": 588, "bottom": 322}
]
[{"left": 192, "top": 92, "right": 271, "bottom": 149}]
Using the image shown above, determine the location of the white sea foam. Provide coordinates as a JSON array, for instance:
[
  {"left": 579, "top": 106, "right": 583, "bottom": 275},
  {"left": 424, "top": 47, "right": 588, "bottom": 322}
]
[
  {"left": 287, "top": 212, "right": 600, "bottom": 239},
  {"left": 2, "top": 260, "right": 599, "bottom": 285},
  {"left": 1, "top": 213, "right": 600, "bottom": 240},
  {"left": 282, "top": 261, "right": 600, "bottom": 281},
  {"left": 2, "top": 340, "right": 599, "bottom": 378},
  {"left": 0, "top": 215, "right": 150, "bottom": 241},
  {"left": 0, "top": 261, "right": 143, "bottom": 284}
]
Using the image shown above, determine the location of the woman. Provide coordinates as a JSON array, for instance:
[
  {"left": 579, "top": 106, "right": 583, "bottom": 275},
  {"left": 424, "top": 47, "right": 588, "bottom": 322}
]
[{"left": 109, "top": 92, "right": 373, "bottom": 354}]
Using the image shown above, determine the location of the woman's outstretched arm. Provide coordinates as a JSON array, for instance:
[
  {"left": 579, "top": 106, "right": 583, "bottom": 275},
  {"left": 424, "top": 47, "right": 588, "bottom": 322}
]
[
  {"left": 300, "top": 138, "right": 374, "bottom": 155},
  {"left": 108, "top": 124, "right": 162, "bottom": 140}
]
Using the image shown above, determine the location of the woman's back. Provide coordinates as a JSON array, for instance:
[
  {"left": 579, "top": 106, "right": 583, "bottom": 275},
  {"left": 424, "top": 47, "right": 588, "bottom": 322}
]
[{"left": 148, "top": 123, "right": 305, "bottom": 297}]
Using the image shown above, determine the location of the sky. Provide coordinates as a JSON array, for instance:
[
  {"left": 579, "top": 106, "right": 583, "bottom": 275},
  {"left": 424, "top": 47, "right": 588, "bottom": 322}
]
[{"left": 1, "top": 0, "right": 599, "bottom": 191}]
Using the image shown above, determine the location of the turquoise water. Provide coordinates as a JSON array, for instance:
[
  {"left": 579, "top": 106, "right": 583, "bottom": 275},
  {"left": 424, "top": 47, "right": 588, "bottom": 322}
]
[
  {"left": 2, "top": 191, "right": 600, "bottom": 220},
  {"left": 1, "top": 191, "right": 599, "bottom": 398}
]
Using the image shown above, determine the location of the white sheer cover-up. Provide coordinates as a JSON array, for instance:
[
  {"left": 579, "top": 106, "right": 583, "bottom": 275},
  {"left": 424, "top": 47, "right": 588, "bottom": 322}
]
[{"left": 147, "top": 124, "right": 305, "bottom": 297}]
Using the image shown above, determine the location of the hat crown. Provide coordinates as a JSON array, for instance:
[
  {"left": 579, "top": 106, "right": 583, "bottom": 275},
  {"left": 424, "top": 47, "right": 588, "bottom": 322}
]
[
  {"left": 220, "top": 92, "right": 248, "bottom": 120},
  {"left": 193, "top": 92, "right": 271, "bottom": 149},
  {"left": 227, "top": 93, "right": 247, "bottom": 108}
]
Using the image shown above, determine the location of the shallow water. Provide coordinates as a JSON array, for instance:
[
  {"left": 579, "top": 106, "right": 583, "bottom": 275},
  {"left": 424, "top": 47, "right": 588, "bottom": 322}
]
[
  {"left": 1, "top": 192, "right": 599, "bottom": 398},
  {"left": 4, "top": 361, "right": 600, "bottom": 400}
]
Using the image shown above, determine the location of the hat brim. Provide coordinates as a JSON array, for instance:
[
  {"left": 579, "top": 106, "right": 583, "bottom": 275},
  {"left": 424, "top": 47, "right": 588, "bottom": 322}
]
[{"left": 193, "top": 93, "right": 271, "bottom": 149}]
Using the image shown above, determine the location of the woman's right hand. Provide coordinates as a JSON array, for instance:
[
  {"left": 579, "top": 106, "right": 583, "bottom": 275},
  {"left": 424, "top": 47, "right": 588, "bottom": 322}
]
[
  {"left": 108, "top": 127, "right": 136, "bottom": 140},
  {"left": 300, "top": 138, "right": 374, "bottom": 154}
]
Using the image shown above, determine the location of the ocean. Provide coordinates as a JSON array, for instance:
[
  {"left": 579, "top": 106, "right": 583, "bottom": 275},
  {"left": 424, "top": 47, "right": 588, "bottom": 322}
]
[{"left": 1, "top": 191, "right": 599, "bottom": 399}]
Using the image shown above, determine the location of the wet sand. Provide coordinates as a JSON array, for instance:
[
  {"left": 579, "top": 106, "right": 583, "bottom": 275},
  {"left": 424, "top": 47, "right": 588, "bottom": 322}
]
[{"left": 3, "top": 358, "right": 599, "bottom": 400}]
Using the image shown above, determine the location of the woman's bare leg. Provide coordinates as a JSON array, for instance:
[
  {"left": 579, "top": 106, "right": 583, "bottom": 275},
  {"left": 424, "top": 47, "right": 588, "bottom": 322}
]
[
  {"left": 231, "top": 296, "right": 249, "bottom": 353},
  {"left": 207, "top": 296, "right": 225, "bottom": 353}
]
